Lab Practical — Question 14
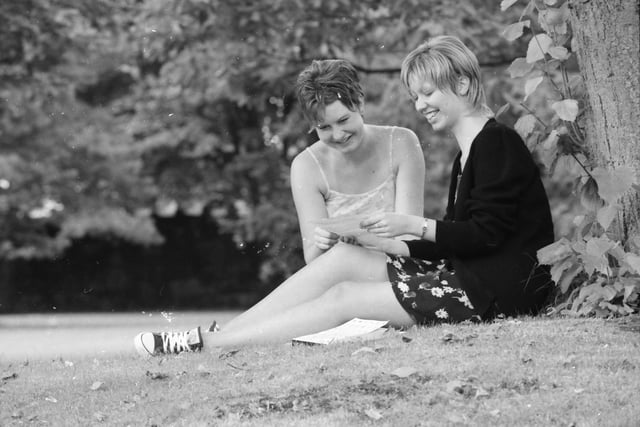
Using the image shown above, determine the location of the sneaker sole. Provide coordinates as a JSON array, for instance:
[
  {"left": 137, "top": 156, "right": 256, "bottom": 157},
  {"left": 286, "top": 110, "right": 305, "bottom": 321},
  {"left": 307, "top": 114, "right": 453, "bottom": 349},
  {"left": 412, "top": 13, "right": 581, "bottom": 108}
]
[{"left": 133, "top": 333, "right": 156, "bottom": 357}]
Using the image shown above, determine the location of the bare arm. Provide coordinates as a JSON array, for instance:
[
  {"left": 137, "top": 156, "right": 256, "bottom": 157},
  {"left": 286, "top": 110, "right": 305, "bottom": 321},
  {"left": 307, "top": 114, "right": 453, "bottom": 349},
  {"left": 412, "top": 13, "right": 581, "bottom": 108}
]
[
  {"left": 393, "top": 127, "right": 426, "bottom": 221},
  {"left": 290, "top": 151, "right": 337, "bottom": 264},
  {"left": 361, "top": 128, "right": 427, "bottom": 240}
]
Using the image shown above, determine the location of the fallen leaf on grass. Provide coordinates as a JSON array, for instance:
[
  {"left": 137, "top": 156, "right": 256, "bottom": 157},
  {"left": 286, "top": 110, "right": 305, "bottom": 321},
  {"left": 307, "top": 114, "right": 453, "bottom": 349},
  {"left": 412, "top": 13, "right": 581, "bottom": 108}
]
[
  {"left": 562, "top": 354, "right": 578, "bottom": 368},
  {"left": 351, "top": 346, "right": 377, "bottom": 356},
  {"left": 145, "top": 371, "right": 169, "bottom": 380},
  {"left": 445, "top": 379, "right": 490, "bottom": 399},
  {"left": 520, "top": 352, "right": 534, "bottom": 364},
  {"left": 1, "top": 372, "right": 17, "bottom": 381},
  {"left": 441, "top": 332, "right": 479, "bottom": 344},
  {"left": 93, "top": 411, "right": 107, "bottom": 422},
  {"left": 45, "top": 396, "right": 58, "bottom": 403},
  {"left": 132, "top": 391, "right": 148, "bottom": 401},
  {"left": 219, "top": 349, "right": 240, "bottom": 360},
  {"left": 401, "top": 335, "right": 413, "bottom": 343},
  {"left": 90, "top": 381, "right": 105, "bottom": 391},
  {"left": 64, "top": 360, "right": 74, "bottom": 367},
  {"left": 390, "top": 367, "right": 418, "bottom": 378},
  {"left": 475, "top": 386, "right": 491, "bottom": 398},
  {"left": 364, "top": 407, "right": 383, "bottom": 420}
]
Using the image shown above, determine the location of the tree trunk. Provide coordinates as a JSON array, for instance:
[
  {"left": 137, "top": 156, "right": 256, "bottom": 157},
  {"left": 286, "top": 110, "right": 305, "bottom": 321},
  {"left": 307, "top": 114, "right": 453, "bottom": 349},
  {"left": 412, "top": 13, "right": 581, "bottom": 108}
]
[{"left": 570, "top": 0, "right": 640, "bottom": 243}]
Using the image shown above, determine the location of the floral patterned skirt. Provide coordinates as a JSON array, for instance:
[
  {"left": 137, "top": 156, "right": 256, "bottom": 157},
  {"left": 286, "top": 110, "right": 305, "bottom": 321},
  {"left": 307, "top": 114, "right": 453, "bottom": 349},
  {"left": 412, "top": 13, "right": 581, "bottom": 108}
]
[{"left": 386, "top": 254, "right": 481, "bottom": 324}]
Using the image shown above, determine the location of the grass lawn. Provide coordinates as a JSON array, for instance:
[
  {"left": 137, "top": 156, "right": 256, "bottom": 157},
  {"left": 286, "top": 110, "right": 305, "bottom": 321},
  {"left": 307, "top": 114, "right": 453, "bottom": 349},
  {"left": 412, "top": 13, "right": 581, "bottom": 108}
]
[{"left": 1, "top": 315, "right": 639, "bottom": 426}]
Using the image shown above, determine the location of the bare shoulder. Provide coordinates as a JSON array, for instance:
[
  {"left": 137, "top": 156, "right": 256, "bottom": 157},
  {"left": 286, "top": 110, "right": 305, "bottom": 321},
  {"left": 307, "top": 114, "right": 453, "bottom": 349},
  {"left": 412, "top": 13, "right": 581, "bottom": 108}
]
[
  {"left": 390, "top": 126, "right": 423, "bottom": 156},
  {"left": 290, "top": 144, "right": 323, "bottom": 190}
]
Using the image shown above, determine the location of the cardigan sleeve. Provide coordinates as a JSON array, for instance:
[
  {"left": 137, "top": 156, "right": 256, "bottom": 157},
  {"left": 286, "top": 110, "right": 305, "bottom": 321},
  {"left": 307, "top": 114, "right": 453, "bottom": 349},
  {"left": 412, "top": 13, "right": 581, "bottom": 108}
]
[{"left": 406, "top": 125, "right": 536, "bottom": 260}]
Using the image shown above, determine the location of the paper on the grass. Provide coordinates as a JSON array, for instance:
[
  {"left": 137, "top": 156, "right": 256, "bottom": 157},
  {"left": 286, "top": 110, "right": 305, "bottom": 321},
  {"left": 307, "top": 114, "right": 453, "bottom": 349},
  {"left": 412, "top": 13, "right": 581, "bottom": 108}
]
[
  {"left": 312, "top": 214, "right": 369, "bottom": 236},
  {"left": 292, "top": 318, "right": 389, "bottom": 345}
]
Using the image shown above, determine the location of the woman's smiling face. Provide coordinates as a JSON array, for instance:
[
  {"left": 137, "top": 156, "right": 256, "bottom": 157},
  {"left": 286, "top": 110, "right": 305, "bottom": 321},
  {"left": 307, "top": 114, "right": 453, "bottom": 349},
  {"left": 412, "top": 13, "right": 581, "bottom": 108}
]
[
  {"left": 314, "top": 100, "right": 364, "bottom": 151},
  {"left": 408, "top": 75, "right": 466, "bottom": 133}
]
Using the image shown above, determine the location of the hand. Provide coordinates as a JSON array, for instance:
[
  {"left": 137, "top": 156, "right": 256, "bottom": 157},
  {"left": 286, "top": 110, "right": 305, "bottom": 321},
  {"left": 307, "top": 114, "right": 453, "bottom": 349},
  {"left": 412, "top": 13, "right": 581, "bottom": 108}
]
[
  {"left": 360, "top": 212, "right": 411, "bottom": 238},
  {"left": 314, "top": 226, "right": 340, "bottom": 250},
  {"left": 354, "top": 232, "right": 410, "bottom": 256}
]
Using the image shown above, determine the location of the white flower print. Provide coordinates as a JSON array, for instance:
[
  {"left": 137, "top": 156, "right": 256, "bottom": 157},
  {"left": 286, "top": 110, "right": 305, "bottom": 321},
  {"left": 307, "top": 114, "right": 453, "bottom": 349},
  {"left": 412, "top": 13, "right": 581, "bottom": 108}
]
[
  {"left": 397, "top": 282, "right": 410, "bottom": 293},
  {"left": 430, "top": 287, "right": 445, "bottom": 298},
  {"left": 456, "top": 293, "right": 474, "bottom": 309},
  {"left": 397, "top": 272, "right": 411, "bottom": 281},
  {"left": 418, "top": 282, "right": 430, "bottom": 290},
  {"left": 435, "top": 308, "right": 449, "bottom": 319},
  {"left": 393, "top": 260, "right": 403, "bottom": 269},
  {"left": 442, "top": 286, "right": 455, "bottom": 294},
  {"left": 441, "top": 280, "right": 448, "bottom": 285}
]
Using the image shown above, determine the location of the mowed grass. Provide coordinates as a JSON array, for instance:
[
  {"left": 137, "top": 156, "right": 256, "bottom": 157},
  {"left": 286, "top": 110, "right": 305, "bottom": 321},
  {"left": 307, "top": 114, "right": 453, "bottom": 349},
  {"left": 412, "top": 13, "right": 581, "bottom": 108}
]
[{"left": 1, "top": 316, "right": 639, "bottom": 426}]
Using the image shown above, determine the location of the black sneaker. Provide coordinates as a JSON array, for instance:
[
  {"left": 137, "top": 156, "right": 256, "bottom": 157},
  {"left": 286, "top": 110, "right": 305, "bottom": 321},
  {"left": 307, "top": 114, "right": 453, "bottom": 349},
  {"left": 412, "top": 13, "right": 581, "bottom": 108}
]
[{"left": 134, "top": 326, "right": 202, "bottom": 357}]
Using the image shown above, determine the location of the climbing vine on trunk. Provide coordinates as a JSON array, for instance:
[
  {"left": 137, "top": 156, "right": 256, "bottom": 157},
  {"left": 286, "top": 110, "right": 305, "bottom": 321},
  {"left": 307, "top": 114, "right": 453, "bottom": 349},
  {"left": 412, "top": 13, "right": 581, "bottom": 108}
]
[{"left": 500, "top": 0, "right": 640, "bottom": 317}]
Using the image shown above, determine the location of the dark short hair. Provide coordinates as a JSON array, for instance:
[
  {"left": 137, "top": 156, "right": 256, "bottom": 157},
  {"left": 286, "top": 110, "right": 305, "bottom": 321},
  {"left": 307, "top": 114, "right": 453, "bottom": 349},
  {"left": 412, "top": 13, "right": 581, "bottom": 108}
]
[{"left": 295, "top": 59, "right": 364, "bottom": 124}]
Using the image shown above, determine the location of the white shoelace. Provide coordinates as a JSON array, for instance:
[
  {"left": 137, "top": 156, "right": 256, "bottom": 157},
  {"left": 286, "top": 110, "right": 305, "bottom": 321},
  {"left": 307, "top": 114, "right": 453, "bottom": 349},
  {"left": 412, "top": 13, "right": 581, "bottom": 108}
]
[{"left": 161, "top": 331, "right": 191, "bottom": 353}]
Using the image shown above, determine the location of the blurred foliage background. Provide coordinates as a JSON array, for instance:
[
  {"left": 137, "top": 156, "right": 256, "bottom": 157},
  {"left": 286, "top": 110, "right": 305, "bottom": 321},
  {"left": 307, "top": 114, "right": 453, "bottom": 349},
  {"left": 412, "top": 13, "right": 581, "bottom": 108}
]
[{"left": 0, "top": 0, "right": 576, "bottom": 313}]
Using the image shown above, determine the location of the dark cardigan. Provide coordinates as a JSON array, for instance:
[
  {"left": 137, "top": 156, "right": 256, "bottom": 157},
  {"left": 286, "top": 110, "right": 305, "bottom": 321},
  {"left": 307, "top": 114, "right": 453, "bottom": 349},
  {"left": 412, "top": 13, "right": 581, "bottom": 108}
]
[{"left": 405, "top": 119, "right": 554, "bottom": 318}]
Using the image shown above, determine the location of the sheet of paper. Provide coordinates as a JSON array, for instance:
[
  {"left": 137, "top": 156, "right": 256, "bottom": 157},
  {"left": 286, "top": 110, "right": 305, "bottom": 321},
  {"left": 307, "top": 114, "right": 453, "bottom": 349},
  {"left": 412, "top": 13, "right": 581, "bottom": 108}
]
[
  {"left": 311, "top": 214, "right": 369, "bottom": 236},
  {"left": 292, "top": 318, "right": 389, "bottom": 345}
]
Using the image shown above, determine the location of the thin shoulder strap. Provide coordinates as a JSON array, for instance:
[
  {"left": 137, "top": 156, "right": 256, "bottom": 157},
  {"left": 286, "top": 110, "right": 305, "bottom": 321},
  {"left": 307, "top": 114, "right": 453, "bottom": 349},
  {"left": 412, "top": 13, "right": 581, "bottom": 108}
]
[
  {"left": 306, "top": 147, "right": 331, "bottom": 191},
  {"left": 389, "top": 126, "right": 396, "bottom": 173}
]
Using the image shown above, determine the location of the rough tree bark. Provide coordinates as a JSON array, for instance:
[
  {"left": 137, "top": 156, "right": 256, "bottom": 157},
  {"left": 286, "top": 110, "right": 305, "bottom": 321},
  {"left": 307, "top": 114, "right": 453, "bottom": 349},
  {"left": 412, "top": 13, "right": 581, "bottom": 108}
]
[{"left": 570, "top": 0, "right": 640, "bottom": 243}]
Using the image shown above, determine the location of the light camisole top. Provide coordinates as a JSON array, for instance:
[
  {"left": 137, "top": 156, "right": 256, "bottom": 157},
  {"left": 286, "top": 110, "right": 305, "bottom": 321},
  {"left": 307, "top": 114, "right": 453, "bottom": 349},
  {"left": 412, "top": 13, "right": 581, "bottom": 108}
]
[{"left": 306, "top": 126, "right": 397, "bottom": 218}]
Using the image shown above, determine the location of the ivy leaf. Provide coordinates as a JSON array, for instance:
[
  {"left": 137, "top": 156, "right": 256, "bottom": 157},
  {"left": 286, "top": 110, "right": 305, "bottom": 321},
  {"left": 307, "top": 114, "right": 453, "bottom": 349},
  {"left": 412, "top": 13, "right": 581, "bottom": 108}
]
[
  {"left": 536, "top": 134, "right": 559, "bottom": 173},
  {"left": 579, "top": 177, "right": 605, "bottom": 211},
  {"left": 502, "top": 20, "right": 531, "bottom": 42},
  {"left": 624, "top": 253, "right": 640, "bottom": 275},
  {"left": 537, "top": 237, "right": 573, "bottom": 264},
  {"left": 558, "top": 263, "right": 584, "bottom": 293},
  {"left": 508, "top": 57, "right": 535, "bottom": 78},
  {"left": 586, "top": 235, "right": 616, "bottom": 258},
  {"left": 596, "top": 204, "right": 619, "bottom": 231},
  {"left": 579, "top": 253, "right": 606, "bottom": 277},
  {"left": 526, "top": 34, "right": 553, "bottom": 63},
  {"left": 551, "top": 99, "right": 579, "bottom": 121},
  {"left": 580, "top": 236, "right": 615, "bottom": 275},
  {"left": 514, "top": 114, "right": 537, "bottom": 138},
  {"left": 500, "top": 0, "right": 520, "bottom": 11},
  {"left": 548, "top": 46, "right": 570, "bottom": 60},
  {"left": 550, "top": 257, "right": 574, "bottom": 286},
  {"left": 524, "top": 76, "right": 543, "bottom": 101},
  {"left": 539, "top": 3, "right": 570, "bottom": 34},
  {"left": 591, "top": 166, "right": 637, "bottom": 204}
]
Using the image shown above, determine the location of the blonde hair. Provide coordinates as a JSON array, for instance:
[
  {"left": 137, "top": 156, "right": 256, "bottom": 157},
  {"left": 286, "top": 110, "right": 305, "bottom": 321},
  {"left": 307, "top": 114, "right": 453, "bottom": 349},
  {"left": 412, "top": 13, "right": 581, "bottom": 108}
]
[{"left": 401, "top": 35, "right": 491, "bottom": 114}]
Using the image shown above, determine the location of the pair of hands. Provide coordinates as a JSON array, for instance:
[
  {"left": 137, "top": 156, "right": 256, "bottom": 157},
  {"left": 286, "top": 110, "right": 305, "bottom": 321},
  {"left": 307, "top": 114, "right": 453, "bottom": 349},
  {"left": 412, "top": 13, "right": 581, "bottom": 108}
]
[{"left": 314, "top": 212, "right": 409, "bottom": 252}]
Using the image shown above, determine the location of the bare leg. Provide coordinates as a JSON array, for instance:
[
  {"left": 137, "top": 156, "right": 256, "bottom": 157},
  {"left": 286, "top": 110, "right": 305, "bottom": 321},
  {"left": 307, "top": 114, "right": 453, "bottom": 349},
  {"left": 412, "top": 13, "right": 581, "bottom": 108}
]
[
  {"left": 202, "top": 280, "right": 414, "bottom": 349},
  {"left": 221, "top": 243, "right": 388, "bottom": 332}
]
